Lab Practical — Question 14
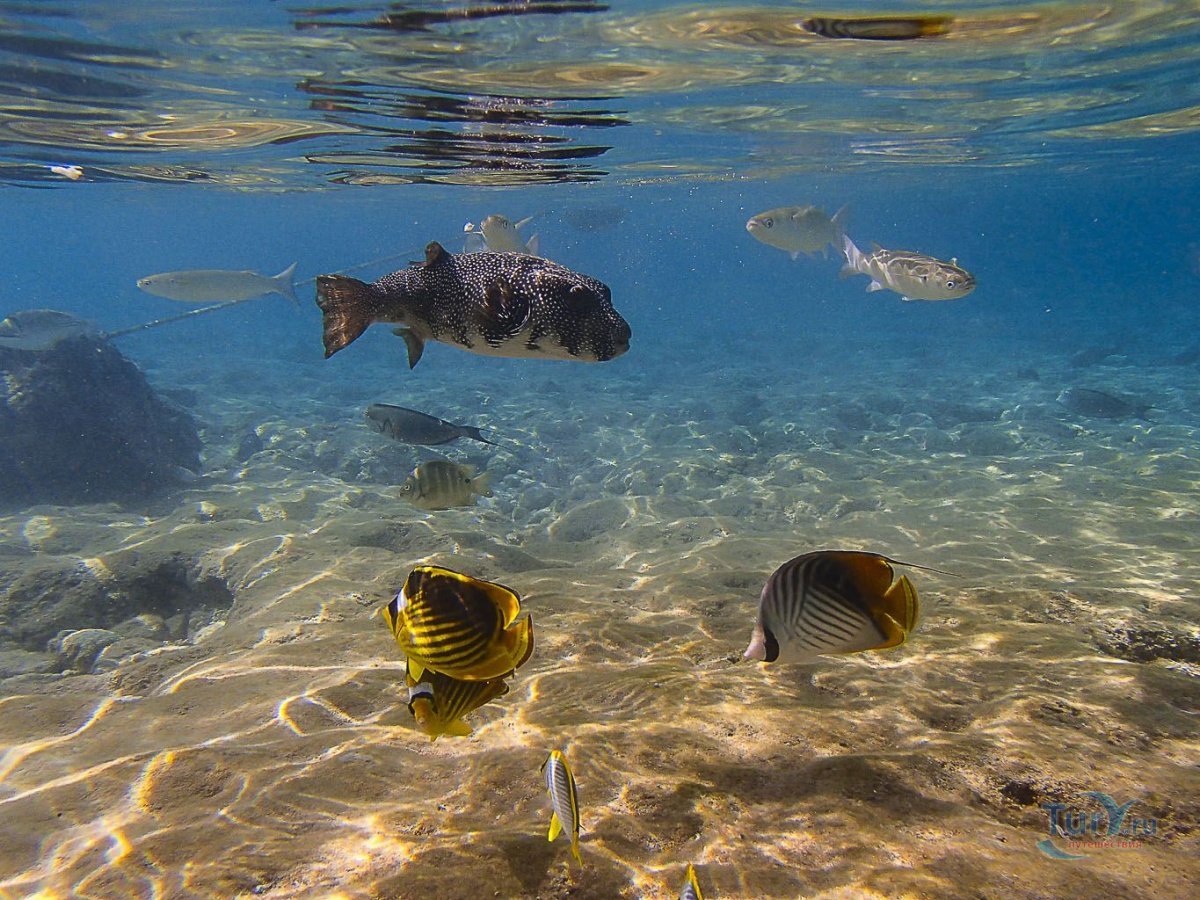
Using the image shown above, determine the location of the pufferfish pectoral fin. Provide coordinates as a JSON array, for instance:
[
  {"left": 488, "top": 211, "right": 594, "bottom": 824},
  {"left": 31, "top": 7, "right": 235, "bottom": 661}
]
[{"left": 392, "top": 327, "right": 426, "bottom": 369}]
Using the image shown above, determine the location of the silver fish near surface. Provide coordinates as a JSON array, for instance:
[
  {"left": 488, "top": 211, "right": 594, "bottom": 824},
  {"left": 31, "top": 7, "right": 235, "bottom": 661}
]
[
  {"left": 464, "top": 214, "right": 539, "bottom": 256},
  {"left": 743, "top": 550, "right": 923, "bottom": 664},
  {"left": 399, "top": 460, "right": 491, "bottom": 510},
  {"left": 365, "top": 404, "right": 497, "bottom": 447},
  {"left": 746, "top": 204, "right": 848, "bottom": 259},
  {"left": 841, "top": 235, "right": 974, "bottom": 301},
  {"left": 542, "top": 749, "right": 582, "bottom": 865},
  {"left": 136, "top": 264, "right": 298, "bottom": 304},
  {"left": 316, "top": 241, "right": 630, "bottom": 367}
]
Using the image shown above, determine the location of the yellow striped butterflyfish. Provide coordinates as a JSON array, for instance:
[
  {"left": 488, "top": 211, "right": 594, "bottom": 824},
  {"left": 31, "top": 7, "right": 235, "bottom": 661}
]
[
  {"left": 541, "top": 749, "right": 582, "bottom": 865},
  {"left": 405, "top": 663, "right": 510, "bottom": 742},
  {"left": 679, "top": 862, "right": 704, "bottom": 899},
  {"left": 383, "top": 565, "right": 534, "bottom": 681},
  {"left": 743, "top": 550, "right": 931, "bottom": 664}
]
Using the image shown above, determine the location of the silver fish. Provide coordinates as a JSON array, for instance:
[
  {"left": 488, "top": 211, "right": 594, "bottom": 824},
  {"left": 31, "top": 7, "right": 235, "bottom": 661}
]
[
  {"left": 841, "top": 236, "right": 974, "bottom": 301},
  {"left": 316, "top": 241, "right": 630, "bottom": 367},
  {"left": 542, "top": 749, "right": 582, "bottom": 865},
  {"left": 464, "top": 214, "right": 539, "bottom": 255},
  {"left": 746, "top": 204, "right": 848, "bottom": 259},
  {"left": 743, "top": 550, "right": 922, "bottom": 664},
  {"left": 365, "top": 404, "right": 497, "bottom": 447},
  {"left": 1057, "top": 388, "right": 1151, "bottom": 420},
  {"left": 0, "top": 309, "right": 95, "bottom": 351},
  {"left": 137, "top": 264, "right": 298, "bottom": 304},
  {"left": 399, "top": 460, "right": 491, "bottom": 510}
]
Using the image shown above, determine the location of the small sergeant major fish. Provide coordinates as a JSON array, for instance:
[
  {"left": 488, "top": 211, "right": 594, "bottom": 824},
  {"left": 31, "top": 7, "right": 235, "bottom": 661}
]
[
  {"left": 464, "top": 214, "right": 540, "bottom": 256},
  {"left": 746, "top": 204, "right": 848, "bottom": 259},
  {"left": 542, "top": 749, "right": 582, "bottom": 865},
  {"left": 381, "top": 565, "right": 534, "bottom": 682},
  {"left": 405, "top": 664, "right": 510, "bottom": 741},
  {"left": 365, "top": 403, "right": 498, "bottom": 447},
  {"left": 679, "top": 863, "right": 704, "bottom": 900},
  {"left": 399, "top": 460, "right": 491, "bottom": 510},
  {"left": 744, "top": 550, "right": 930, "bottom": 664},
  {"left": 841, "top": 235, "right": 975, "bottom": 302},
  {"left": 316, "top": 241, "right": 630, "bottom": 367},
  {"left": 802, "top": 15, "right": 952, "bottom": 40},
  {"left": 137, "top": 264, "right": 298, "bottom": 304}
]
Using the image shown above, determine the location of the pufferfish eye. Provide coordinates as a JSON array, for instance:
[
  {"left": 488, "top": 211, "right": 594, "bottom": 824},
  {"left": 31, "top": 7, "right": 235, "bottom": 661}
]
[
  {"left": 946, "top": 280, "right": 957, "bottom": 289},
  {"left": 763, "top": 217, "right": 773, "bottom": 228}
]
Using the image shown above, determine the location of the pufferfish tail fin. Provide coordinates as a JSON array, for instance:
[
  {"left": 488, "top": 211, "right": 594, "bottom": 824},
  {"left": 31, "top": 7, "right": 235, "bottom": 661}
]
[{"left": 316, "top": 275, "right": 375, "bottom": 358}]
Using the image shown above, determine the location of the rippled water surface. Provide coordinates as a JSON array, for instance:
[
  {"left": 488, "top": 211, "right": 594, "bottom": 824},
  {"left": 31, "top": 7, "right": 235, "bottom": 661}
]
[{"left": 1, "top": 2, "right": 1198, "bottom": 899}]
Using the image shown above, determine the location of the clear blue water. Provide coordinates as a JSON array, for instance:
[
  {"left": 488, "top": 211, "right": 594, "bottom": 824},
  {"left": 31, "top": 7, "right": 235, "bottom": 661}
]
[{"left": 2, "top": 3, "right": 1199, "bottom": 898}]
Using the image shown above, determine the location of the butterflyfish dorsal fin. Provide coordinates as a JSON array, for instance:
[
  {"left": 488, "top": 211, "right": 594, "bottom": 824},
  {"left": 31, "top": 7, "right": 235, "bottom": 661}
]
[
  {"left": 479, "top": 579, "right": 522, "bottom": 627},
  {"left": 502, "top": 615, "right": 534, "bottom": 671},
  {"left": 830, "top": 550, "right": 896, "bottom": 599}
]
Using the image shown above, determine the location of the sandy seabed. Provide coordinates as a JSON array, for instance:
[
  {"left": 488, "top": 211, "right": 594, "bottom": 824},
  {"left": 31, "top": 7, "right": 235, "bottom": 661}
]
[{"left": 1, "top": 333, "right": 1197, "bottom": 899}]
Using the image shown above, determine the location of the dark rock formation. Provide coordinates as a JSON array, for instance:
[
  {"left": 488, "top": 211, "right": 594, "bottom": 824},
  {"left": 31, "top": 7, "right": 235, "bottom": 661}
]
[{"left": 0, "top": 326, "right": 201, "bottom": 505}]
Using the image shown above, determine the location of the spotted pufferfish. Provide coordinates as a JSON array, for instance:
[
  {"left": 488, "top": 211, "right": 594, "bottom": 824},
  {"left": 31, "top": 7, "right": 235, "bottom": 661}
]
[{"left": 316, "top": 241, "right": 631, "bottom": 367}]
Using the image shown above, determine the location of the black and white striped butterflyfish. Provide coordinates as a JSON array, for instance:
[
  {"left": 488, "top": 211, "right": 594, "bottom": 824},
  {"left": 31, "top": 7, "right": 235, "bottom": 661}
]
[
  {"left": 743, "top": 550, "right": 934, "bottom": 664},
  {"left": 541, "top": 749, "right": 582, "bottom": 865},
  {"left": 316, "top": 241, "right": 630, "bottom": 367},
  {"left": 382, "top": 565, "right": 534, "bottom": 681}
]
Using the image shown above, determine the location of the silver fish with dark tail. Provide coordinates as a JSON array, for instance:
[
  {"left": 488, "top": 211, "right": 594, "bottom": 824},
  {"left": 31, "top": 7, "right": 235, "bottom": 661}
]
[
  {"left": 316, "top": 242, "right": 631, "bottom": 367},
  {"left": 365, "top": 403, "right": 498, "bottom": 447}
]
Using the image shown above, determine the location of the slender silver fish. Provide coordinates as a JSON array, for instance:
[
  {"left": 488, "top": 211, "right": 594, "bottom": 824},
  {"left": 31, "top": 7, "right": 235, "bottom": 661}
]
[
  {"left": 365, "top": 404, "right": 498, "bottom": 447},
  {"left": 464, "top": 214, "right": 539, "bottom": 255},
  {"left": 542, "top": 749, "right": 582, "bottom": 865},
  {"left": 137, "top": 263, "right": 298, "bottom": 304}
]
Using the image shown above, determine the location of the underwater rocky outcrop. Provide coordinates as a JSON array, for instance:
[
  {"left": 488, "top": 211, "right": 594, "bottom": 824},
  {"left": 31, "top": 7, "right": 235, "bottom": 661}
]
[{"left": 0, "top": 323, "right": 201, "bottom": 505}]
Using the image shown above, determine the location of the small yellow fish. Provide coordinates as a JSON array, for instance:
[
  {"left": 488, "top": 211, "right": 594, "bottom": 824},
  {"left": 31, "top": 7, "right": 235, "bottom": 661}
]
[
  {"left": 744, "top": 550, "right": 928, "bottom": 664},
  {"left": 399, "top": 460, "right": 491, "bottom": 510},
  {"left": 746, "top": 204, "right": 847, "bottom": 259},
  {"left": 841, "top": 236, "right": 974, "bottom": 302},
  {"left": 679, "top": 863, "right": 704, "bottom": 900},
  {"left": 542, "top": 749, "right": 582, "bottom": 865},
  {"left": 136, "top": 264, "right": 298, "bottom": 304},
  {"left": 405, "top": 664, "right": 510, "bottom": 741},
  {"left": 382, "top": 566, "right": 534, "bottom": 681},
  {"left": 464, "top": 214, "right": 539, "bottom": 255}
]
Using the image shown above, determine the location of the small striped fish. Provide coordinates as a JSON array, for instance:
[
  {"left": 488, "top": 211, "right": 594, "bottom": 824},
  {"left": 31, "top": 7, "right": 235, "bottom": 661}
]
[
  {"left": 405, "top": 665, "right": 509, "bottom": 741},
  {"left": 679, "top": 863, "right": 704, "bottom": 900},
  {"left": 541, "top": 749, "right": 582, "bottom": 865},
  {"left": 743, "top": 550, "right": 922, "bottom": 663},
  {"left": 801, "top": 15, "right": 952, "bottom": 40},
  {"left": 399, "top": 460, "right": 491, "bottom": 510},
  {"left": 383, "top": 566, "right": 534, "bottom": 681}
]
